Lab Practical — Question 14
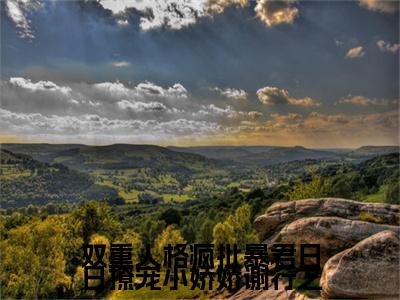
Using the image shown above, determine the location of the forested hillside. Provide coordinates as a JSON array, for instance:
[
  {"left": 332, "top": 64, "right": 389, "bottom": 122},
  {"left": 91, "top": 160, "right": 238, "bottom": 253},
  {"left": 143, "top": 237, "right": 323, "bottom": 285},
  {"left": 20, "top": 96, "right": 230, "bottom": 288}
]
[
  {"left": 0, "top": 143, "right": 398, "bottom": 299},
  {"left": 0, "top": 149, "right": 116, "bottom": 208}
]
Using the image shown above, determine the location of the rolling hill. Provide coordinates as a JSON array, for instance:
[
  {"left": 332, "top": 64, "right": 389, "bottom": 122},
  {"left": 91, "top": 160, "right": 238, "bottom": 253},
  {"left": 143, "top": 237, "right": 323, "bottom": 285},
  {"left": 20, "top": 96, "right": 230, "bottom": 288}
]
[
  {"left": 1, "top": 143, "right": 217, "bottom": 173},
  {"left": 168, "top": 145, "right": 339, "bottom": 165},
  {"left": 0, "top": 149, "right": 117, "bottom": 208},
  {"left": 346, "top": 146, "right": 400, "bottom": 158}
]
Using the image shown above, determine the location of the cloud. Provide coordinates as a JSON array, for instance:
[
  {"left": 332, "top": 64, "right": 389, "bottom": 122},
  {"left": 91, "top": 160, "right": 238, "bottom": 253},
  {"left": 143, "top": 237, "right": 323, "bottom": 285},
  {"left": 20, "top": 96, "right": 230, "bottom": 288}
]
[
  {"left": 117, "top": 100, "right": 168, "bottom": 112},
  {"left": 4, "top": 77, "right": 396, "bottom": 147},
  {"left": 92, "top": 80, "right": 188, "bottom": 101},
  {"left": 97, "top": 0, "right": 137, "bottom": 14},
  {"left": 2, "top": 77, "right": 267, "bottom": 143},
  {"left": 337, "top": 95, "right": 397, "bottom": 106},
  {"left": 256, "top": 86, "right": 320, "bottom": 106},
  {"left": 98, "top": 0, "right": 299, "bottom": 31},
  {"left": 135, "top": 82, "right": 188, "bottom": 99},
  {"left": 377, "top": 40, "right": 400, "bottom": 54},
  {"left": 208, "top": 0, "right": 248, "bottom": 13},
  {"left": 345, "top": 46, "right": 365, "bottom": 59},
  {"left": 112, "top": 61, "right": 131, "bottom": 67},
  {"left": 4, "top": 78, "right": 191, "bottom": 119},
  {"left": 247, "top": 111, "right": 263, "bottom": 119},
  {"left": 211, "top": 86, "right": 248, "bottom": 100},
  {"left": 94, "top": 81, "right": 130, "bottom": 98},
  {"left": 359, "top": 0, "right": 399, "bottom": 13},
  {"left": 232, "top": 110, "right": 399, "bottom": 147},
  {"left": 6, "top": 0, "right": 299, "bottom": 37},
  {"left": 5, "top": 0, "right": 42, "bottom": 39},
  {"left": 196, "top": 104, "right": 237, "bottom": 118},
  {"left": 98, "top": 0, "right": 210, "bottom": 31},
  {"left": 116, "top": 19, "right": 129, "bottom": 26},
  {"left": 254, "top": 0, "right": 299, "bottom": 27},
  {"left": 0, "top": 108, "right": 221, "bottom": 142},
  {"left": 9, "top": 77, "right": 72, "bottom": 95},
  {"left": 270, "top": 112, "right": 303, "bottom": 123}
]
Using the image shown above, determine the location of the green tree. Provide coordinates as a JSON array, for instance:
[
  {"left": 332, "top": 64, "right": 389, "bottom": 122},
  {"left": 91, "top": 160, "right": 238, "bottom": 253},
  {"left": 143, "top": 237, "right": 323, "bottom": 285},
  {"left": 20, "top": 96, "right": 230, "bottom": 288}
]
[
  {"left": 196, "top": 219, "right": 214, "bottom": 244},
  {"left": 160, "top": 208, "right": 181, "bottom": 225},
  {"left": 212, "top": 222, "right": 235, "bottom": 246},
  {"left": 72, "top": 234, "right": 110, "bottom": 298},
  {"left": 0, "top": 217, "right": 70, "bottom": 299},
  {"left": 212, "top": 204, "right": 257, "bottom": 248},
  {"left": 116, "top": 229, "right": 143, "bottom": 266},
  {"left": 285, "top": 175, "right": 332, "bottom": 200},
  {"left": 330, "top": 172, "right": 368, "bottom": 200},
  {"left": 385, "top": 180, "right": 399, "bottom": 204},
  {"left": 154, "top": 225, "right": 186, "bottom": 262},
  {"left": 70, "top": 201, "right": 122, "bottom": 242}
]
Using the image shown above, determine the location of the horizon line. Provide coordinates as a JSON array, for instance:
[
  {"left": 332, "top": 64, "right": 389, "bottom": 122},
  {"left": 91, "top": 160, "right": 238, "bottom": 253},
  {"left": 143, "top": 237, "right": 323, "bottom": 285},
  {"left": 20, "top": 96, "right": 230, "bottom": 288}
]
[{"left": 1, "top": 142, "right": 399, "bottom": 150}]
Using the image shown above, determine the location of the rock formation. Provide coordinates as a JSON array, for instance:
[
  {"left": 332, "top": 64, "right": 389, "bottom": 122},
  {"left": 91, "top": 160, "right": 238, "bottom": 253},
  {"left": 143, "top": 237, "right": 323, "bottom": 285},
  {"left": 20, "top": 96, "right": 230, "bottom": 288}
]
[
  {"left": 248, "top": 198, "right": 400, "bottom": 299},
  {"left": 254, "top": 198, "right": 399, "bottom": 242},
  {"left": 320, "top": 230, "right": 399, "bottom": 299}
]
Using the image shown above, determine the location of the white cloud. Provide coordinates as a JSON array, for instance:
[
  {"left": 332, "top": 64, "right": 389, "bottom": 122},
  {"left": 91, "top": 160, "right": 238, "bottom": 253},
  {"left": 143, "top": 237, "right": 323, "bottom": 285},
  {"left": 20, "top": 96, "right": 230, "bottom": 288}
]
[
  {"left": 93, "top": 81, "right": 188, "bottom": 101},
  {"left": 6, "top": 0, "right": 300, "bottom": 39},
  {"left": 345, "top": 46, "right": 365, "bottom": 59},
  {"left": 337, "top": 95, "right": 397, "bottom": 106},
  {"left": 359, "top": 0, "right": 399, "bottom": 13},
  {"left": 377, "top": 40, "right": 400, "bottom": 54},
  {"left": 254, "top": 0, "right": 298, "bottom": 27},
  {"left": 117, "top": 99, "right": 169, "bottom": 112},
  {"left": 117, "top": 19, "right": 129, "bottom": 26},
  {"left": 98, "top": 0, "right": 137, "bottom": 14},
  {"left": 98, "top": 0, "right": 210, "bottom": 31},
  {"left": 112, "top": 61, "right": 131, "bottom": 67},
  {"left": 98, "top": 0, "right": 299, "bottom": 31},
  {"left": 135, "top": 81, "right": 188, "bottom": 99},
  {"left": 9, "top": 77, "right": 72, "bottom": 95},
  {"left": 5, "top": 0, "right": 41, "bottom": 39},
  {"left": 256, "top": 86, "right": 320, "bottom": 106},
  {"left": 0, "top": 108, "right": 221, "bottom": 141},
  {"left": 211, "top": 86, "right": 248, "bottom": 100},
  {"left": 2, "top": 77, "right": 262, "bottom": 142},
  {"left": 94, "top": 81, "right": 130, "bottom": 98},
  {"left": 197, "top": 104, "right": 237, "bottom": 118}
]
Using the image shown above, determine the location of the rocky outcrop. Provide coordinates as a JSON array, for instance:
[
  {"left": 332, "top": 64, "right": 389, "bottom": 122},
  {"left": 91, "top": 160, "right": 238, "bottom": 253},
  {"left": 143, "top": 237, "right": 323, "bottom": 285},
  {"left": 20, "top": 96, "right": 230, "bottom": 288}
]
[
  {"left": 254, "top": 198, "right": 399, "bottom": 242},
  {"left": 267, "top": 216, "right": 399, "bottom": 266},
  {"left": 249, "top": 198, "right": 400, "bottom": 299},
  {"left": 320, "top": 230, "right": 400, "bottom": 299}
]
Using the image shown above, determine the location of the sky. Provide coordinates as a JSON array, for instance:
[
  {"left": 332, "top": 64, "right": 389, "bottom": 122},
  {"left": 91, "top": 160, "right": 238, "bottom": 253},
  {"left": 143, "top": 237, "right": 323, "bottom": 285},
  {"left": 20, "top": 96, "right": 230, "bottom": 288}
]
[{"left": 0, "top": 0, "right": 399, "bottom": 147}]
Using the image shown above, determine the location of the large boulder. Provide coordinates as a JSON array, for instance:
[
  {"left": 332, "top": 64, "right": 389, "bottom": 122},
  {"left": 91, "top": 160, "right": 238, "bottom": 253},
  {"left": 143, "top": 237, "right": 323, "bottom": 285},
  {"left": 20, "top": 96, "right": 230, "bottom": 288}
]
[
  {"left": 268, "top": 216, "right": 399, "bottom": 266},
  {"left": 320, "top": 230, "right": 400, "bottom": 299},
  {"left": 254, "top": 198, "right": 399, "bottom": 242}
]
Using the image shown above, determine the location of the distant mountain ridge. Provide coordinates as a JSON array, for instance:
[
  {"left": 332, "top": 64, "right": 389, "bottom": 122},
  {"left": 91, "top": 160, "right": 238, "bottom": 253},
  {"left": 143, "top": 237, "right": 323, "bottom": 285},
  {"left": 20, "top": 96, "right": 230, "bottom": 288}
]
[
  {"left": 2, "top": 143, "right": 398, "bottom": 168},
  {"left": 169, "top": 145, "right": 339, "bottom": 165}
]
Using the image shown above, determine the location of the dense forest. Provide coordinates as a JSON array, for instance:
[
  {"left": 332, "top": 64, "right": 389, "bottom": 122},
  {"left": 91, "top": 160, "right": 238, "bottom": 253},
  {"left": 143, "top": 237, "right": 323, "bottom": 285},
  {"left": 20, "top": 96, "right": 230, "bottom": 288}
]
[{"left": 0, "top": 144, "right": 399, "bottom": 299}]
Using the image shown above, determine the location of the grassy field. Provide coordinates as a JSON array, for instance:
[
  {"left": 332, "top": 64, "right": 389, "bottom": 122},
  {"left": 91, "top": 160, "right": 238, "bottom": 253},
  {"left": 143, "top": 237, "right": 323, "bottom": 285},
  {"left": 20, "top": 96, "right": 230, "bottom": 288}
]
[
  {"left": 162, "top": 194, "right": 192, "bottom": 202},
  {"left": 96, "top": 180, "right": 141, "bottom": 202},
  {"left": 96, "top": 180, "right": 193, "bottom": 203},
  {"left": 364, "top": 185, "right": 387, "bottom": 203}
]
